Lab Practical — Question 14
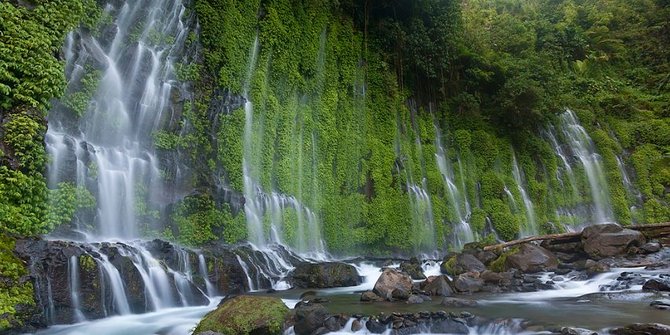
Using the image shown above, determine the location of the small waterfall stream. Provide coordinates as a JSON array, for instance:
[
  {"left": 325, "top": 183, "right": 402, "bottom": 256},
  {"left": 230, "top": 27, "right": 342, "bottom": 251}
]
[
  {"left": 512, "top": 153, "right": 538, "bottom": 236},
  {"left": 68, "top": 256, "right": 85, "bottom": 323},
  {"left": 435, "top": 126, "right": 474, "bottom": 248},
  {"left": 558, "top": 109, "right": 614, "bottom": 224}
]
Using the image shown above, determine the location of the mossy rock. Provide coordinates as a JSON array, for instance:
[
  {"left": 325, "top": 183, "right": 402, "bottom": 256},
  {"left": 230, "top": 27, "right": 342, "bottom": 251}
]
[{"left": 194, "top": 295, "right": 289, "bottom": 335}]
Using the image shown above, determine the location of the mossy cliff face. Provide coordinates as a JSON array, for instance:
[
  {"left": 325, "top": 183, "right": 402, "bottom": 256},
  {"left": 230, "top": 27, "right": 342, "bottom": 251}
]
[
  {"left": 0, "top": 1, "right": 99, "bottom": 331},
  {"left": 152, "top": 0, "right": 670, "bottom": 255}
]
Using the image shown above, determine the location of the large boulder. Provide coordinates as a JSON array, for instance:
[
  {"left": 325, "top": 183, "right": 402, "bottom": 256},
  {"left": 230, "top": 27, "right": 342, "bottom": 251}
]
[
  {"left": 293, "top": 301, "right": 346, "bottom": 335},
  {"left": 290, "top": 262, "right": 361, "bottom": 288},
  {"left": 421, "top": 275, "right": 455, "bottom": 297},
  {"left": 611, "top": 323, "right": 670, "bottom": 335},
  {"left": 194, "top": 295, "right": 289, "bottom": 335},
  {"left": 643, "top": 279, "right": 670, "bottom": 292},
  {"left": 505, "top": 244, "right": 559, "bottom": 273},
  {"left": 442, "top": 253, "right": 486, "bottom": 275},
  {"left": 373, "top": 268, "right": 413, "bottom": 301},
  {"left": 581, "top": 224, "right": 646, "bottom": 259},
  {"left": 399, "top": 258, "right": 426, "bottom": 280},
  {"left": 453, "top": 272, "right": 484, "bottom": 293}
]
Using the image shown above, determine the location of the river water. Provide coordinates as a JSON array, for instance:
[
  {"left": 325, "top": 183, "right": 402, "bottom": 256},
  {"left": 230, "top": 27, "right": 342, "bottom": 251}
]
[{"left": 30, "top": 260, "right": 669, "bottom": 335}]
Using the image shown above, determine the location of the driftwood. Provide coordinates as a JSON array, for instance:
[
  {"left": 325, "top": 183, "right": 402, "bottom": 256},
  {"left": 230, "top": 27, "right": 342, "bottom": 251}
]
[
  {"left": 482, "top": 222, "right": 670, "bottom": 252},
  {"left": 483, "top": 232, "right": 580, "bottom": 251}
]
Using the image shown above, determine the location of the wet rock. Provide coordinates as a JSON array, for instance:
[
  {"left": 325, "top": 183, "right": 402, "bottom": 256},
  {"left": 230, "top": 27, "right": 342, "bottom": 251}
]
[
  {"left": 373, "top": 268, "right": 413, "bottom": 301},
  {"left": 560, "top": 327, "right": 598, "bottom": 335},
  {"left": 581, "top": 224, "right": 645, "bottom": 260},
  {"left": 391, "top": 288, "right": 411, "bottom": 300},
  {"left": 351, "top": 319, "right": 363, "bottom": 332},
  {"left": 651, "top": 299, "right": 670, "bottom": 310},
  {"left": 453, "top": 272, "right": 484, "bottom": 293},
  {"left": 421, "top": 275, "right": 455, "bottom": 297},
  {"left": 474, "top": 250, "right": 499, "bottom": 265},
  {"left": 399, "top": 258, "right": 426, "bottom": 280},
  {"left": 366, "top": 319, "right": 387, "bottom": 333},
  {"left": 293, "top": 302, "right": 331, "bottom": 335},
  {"left": 406, "top": 295, "right": 424, "bottom": 304},
  {"left": 441, "top": 297, "right": 479, "bottom": 307},
  {"left": 643, "top": 279, "right": 670, "bottom": 292},
  {"left": 194, "top": 295, "right": 289, "bottom": 335},
  {"left": 505, "top": 244, "right": 559, "bottom": 273},
  {"left": 290, "top": 262, "right": 361, "bottom": 288},
  {"left": 585, "top": 259, "right": 610, "bottom": 275},
  {"left": 429, "top": 318, "right": 470, "bottom": 334},
  {"left": 449, "top": 254, "right": 487, "bottom": 275},
  {"left": 611, "top": 323, "right": 670, "bottom": 335},
  {"left": 641, "top": 242, "right": 662, "bottom": 254},
  {"left": 480, "top": 270, "right": 512, "bottom": 285},
  {"left": 360, "top": 290, "right": 384, "bottom": 302}
]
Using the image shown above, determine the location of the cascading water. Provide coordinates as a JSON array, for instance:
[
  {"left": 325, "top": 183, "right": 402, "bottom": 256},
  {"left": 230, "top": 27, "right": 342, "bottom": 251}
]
[
  {"left": 434, "top": 126, "right": 474, "bottom": 248},
  {"left": 47, "top": 0, "right": 190, "bottom": 238},
  {"left": 68, "top": 256, "right": 85, "bottom": 323},
  {"left": 198, "top": 254, "right": 217, "bottom": 297},
  {"left": 241, "top": 35, "right": 326, "bottom": 257},
  {"left": 546, "top": 109, "right": 614, "bottom": 225},
  {"left": 512, "top": 153, "right": 538, "bottom": 236}
]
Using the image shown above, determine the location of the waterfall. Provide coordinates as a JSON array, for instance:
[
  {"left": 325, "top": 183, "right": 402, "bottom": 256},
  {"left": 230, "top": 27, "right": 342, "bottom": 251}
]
[
  {"left": 241, "top": 36, "right": 326, "bottom": 255},
  {"left": 46, "top": 0, "right": 190, "bottom": 238},
  {"left": 68, "top": 256, "right": 85, "bottom": 322},
  {"left": 557, "top": 109, "right": 614, "bottom": 224},
  {"left": 94, "top": 253, "right": 131, "bottom": 315},
  {"left": 434, "top": 126, "right": 474, "bottom": 248},
  {"left": 197, "top": 254, "right": 216, "bottom": 297},
  {"left": 512, "top": 153, "right": 538, "bottom": 236}
]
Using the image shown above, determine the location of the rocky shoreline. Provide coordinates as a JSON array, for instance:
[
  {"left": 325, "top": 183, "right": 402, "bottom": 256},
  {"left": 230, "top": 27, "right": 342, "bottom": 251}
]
[{"left": 3, "top": 223, "right": 669, "bottom": 334}]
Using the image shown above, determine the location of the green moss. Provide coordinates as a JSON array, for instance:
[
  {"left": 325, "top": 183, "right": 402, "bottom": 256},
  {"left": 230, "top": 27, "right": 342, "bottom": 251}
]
[
  {"left": 194, "top": 295, "right": 288, "bottom": 335},
  {"left": 440, "top": 256, "right": 457, "bottom": 275},
  {"left": 0, "top": 236, "right": 35, "bottom": 331},
  {"left": 488, "top": 246, "right": 519, "bottom": 273}
]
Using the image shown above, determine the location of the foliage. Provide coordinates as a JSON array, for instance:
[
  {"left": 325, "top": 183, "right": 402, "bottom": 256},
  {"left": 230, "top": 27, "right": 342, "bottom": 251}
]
[
  {"left": 46, "top": 182, "right": 96, "bottom": 228},
  {"left": 171, "top": 194, "right": 246, "bottom": 246},
  {"left": 0, "top": 236, "right": 35, "bottom": 330}
]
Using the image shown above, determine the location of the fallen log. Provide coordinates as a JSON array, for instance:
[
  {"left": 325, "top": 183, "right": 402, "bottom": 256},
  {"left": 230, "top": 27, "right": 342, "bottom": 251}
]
[
  {"left": 482, "top": 222, "right": 670, "bottom": 251},
  {"left": 483, "top": 232, "right": 581, "bottom": 251}
]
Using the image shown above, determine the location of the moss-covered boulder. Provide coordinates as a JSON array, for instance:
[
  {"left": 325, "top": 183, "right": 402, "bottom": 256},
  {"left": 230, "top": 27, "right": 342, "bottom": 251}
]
[{"left": 194, "top": 295, "right": 289, "bottom": 335}]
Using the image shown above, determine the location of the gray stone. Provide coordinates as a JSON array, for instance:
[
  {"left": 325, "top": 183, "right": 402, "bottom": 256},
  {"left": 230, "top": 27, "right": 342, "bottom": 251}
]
[
  {"left": 441, "top": 297, "right": 479, "bottom": 307},
  {"left": 421, "top": 275, "right": 455, "bottom": 297},
  {"left": 582, "top": 224, "right": 646, "bottom": 259},
  {"left": 373, "top": 268, "right": 413, "bottom": 301},
  {"left": 505, "top": 243, "right": 559, "bottom": 273}
]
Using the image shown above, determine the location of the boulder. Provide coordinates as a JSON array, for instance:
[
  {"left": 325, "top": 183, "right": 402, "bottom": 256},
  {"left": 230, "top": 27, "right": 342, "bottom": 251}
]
[
  {"left": 581, "top": 224, "right": 646, "bottom": 259},
  {"left": 441, "top": 297, "right": 479, "bottom": 307},
  {"left": 399, "top": 258, "right": 426, "bottom": 280},
  {"left": 505, "top": 244, "right": 559, "bottom": 273},
  {"left": 360, "top": 291, "right": 384, "bottom": 302},
  {"left": 643, "top": 279, "right": 670, "bottom": 292},
  {"left": 194, "top": 295, "right": 289, "bottom": 335},
  {"left": 406, "top": 295, "right": 424, "bottom": 304},
  {"left": 651, "top": 299, "right": 670, "bottom": 310},
  {"left": 446, "top": 254, "right": 486, "bottom": 275},
  {"left": 421, "top": 275, "right": 455, "bottom": 297},
  {"left": 611, "top": 323, "right": 670, "bottom": 335},
  {"left": 290, "top": 262, "right": 361, "bottom": 288},
  {"left": 293, "top": 302, "right": 342, "bottom": 335},
  {"left": 641, "top": 242, "right": 662, "bottom": 254},
  {"left": 560, "top": 327, "right": 598, "bottom": 335},
  {"left": 373, "top": 268, "right": 413, "bottom": 301},
  {"left": 453, "top": 272, "right": 484, "bottom": 293}
]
